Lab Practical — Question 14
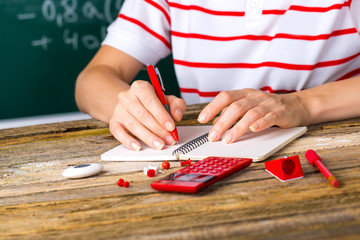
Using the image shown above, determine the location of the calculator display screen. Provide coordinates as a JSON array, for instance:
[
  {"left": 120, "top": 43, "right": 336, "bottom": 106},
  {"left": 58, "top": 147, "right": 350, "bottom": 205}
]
[{"left": 162, "top": 173, "right": 216, "bottom": 183}]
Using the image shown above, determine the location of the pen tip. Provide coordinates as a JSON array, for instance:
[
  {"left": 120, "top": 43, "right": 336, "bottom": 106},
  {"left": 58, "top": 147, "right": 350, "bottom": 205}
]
[
  {"left": 331, "top": 179, "right": 340, "bottom": 188},
  {"left": 170, "top": 131, "right": 179, "bottom": 143},
  {"left": 328, "top": 176, "right": 340, "bottom": 188}
]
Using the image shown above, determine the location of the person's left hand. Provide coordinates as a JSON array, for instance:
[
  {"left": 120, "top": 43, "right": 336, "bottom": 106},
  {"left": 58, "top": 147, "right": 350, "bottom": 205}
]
[{"left": 197, "top": 88, "right": 310, "bottom": 143}]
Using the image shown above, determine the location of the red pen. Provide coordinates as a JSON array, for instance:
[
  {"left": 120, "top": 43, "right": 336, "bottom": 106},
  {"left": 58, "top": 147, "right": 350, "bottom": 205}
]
[
  {"left": 305, "top": 149, "right": 340, "bottom": 188},
  {"left": 147, "top": 64, "right": 179, "bottom": 143}
]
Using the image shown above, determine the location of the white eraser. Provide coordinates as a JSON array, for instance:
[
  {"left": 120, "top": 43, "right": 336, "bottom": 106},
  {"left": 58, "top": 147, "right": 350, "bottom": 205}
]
[{"left": 62, "top": 163, "right": 103, "bottom": 179}]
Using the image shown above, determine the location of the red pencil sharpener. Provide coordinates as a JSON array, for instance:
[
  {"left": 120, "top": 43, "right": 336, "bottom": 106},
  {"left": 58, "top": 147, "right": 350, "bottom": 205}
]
[{"left": 265, "top": 155, "right": 304, "bottom": 182}]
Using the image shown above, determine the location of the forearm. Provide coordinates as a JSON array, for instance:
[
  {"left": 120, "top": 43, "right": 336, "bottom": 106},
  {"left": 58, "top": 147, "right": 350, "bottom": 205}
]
[
  {"left": 75, "top": 65, "right": 130, "bottom": 123},
  {"left": 75, "top": 45, "right": 144, "bottom": 123},
  {"left": 295, "top": 76, "right": 360, "bottom": 125}
]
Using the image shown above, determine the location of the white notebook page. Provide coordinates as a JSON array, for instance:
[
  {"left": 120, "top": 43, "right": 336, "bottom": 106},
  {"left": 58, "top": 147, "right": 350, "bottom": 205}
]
[{"left": 101, "top": 125, "right": 307, "bottom": 162}]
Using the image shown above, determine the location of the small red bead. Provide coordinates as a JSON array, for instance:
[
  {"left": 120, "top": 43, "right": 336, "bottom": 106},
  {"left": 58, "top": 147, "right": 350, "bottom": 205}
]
[
  {"left": 123, "top": 181, "right": 130, "bottom": 188},
  {"left": 147, "top": 169, "right": 156, "bottom": 177},
  {"left": 117, "top": 178, "right": 125, "bottom": 187},
  {"left": 162, "top": 161, "right": 170, "bottom": 169}
]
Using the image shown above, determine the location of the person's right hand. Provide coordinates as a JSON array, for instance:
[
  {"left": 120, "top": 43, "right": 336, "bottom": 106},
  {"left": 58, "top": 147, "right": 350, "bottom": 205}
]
[{"left": 109, "top": 80, "right": 186, "bottom": 151}]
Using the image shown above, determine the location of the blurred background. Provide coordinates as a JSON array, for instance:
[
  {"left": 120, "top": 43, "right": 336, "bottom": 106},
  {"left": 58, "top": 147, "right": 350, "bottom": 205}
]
[{"left": 0, "top": 0, "right": 178, "bottom": 129}]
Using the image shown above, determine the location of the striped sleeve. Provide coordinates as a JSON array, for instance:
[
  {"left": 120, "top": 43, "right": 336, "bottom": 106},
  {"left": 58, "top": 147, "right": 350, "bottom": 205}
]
[
  {"left": 102, "top": 0, "right": 171, "bottom": 65},
  {"left": 350, "top": 0, "right": 360, "bottom": 32}
]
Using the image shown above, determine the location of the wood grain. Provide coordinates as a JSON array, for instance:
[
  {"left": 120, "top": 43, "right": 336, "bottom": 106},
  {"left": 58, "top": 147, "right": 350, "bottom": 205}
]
[{"left": 1, "top": 104, "right": 360, "bottom": 240}]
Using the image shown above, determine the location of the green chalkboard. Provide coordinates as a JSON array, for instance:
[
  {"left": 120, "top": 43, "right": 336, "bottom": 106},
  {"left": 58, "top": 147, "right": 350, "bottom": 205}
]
[{"left": 0, "top": 0, "right": 179, "bottom": 120}]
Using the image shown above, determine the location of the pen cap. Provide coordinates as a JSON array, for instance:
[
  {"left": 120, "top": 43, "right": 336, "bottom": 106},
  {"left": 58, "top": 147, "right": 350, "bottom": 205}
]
[{"left": 305, "top": 149, "right": 322, "bottom": 166}]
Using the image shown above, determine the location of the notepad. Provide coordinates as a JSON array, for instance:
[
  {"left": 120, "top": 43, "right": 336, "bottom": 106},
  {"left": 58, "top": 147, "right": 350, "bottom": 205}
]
[{"left": 101, "top": 125, "right": 307, "bottom": 162}]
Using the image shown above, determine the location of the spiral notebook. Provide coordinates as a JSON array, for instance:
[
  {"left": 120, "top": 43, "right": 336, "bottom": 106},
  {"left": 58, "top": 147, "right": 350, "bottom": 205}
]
[{"left": 101, "top": 125, "right": 307, "bottom": 162}]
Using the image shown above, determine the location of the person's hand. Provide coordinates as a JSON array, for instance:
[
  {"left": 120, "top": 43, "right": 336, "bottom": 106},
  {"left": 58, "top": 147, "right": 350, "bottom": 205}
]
[
  {"left": 197, "top": 88, "right": 310, "bottom": 143},
  {"left": 109, "top": 80, "right": 186, "bottom": 151}
]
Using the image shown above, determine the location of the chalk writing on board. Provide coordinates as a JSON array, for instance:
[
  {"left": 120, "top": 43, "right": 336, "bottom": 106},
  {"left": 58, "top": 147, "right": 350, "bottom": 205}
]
[
  {"left": 31, "top": 36, "right": 53, "bottom": 50},
  {"left": 17, "top": 0, "right": 123, "bottom": 51},
  {"left": 17, "top": 13, "right": 37, "bottom": 20}
]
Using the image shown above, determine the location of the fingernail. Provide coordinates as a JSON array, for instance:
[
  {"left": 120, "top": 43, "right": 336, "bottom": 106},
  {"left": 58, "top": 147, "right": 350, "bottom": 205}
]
[
  {"left": 153, "top": 139, "right": 165, "bottom": 150},
  {"left": 250, "top": 123, "right": 259, "bottom": 132},
  {"left": 131, "top": 142, "right": 141, "bottom": 151},
  {"left": 175, "top": 109, "right": 183, "bottom": 119},
  {"left": 165, "top": 121, "right": 174, "bottom": 131},
  {"left": 165, "top": 135, "right": 175, "bottom": 145},
  {"left": 198, "top": 113, "right": 207, "bottom": 123},
  {"left": 208, "top": 130, "right": 217, "bottom": 142},
  {"left": 222, "top": 134, "right": 232, "bottom": 144}
]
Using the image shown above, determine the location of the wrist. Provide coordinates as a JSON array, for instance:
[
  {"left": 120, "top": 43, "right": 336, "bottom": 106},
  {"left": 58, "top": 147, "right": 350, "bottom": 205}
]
[
  {"left": 291, "top": 90, "right": 317, "bottom": 126},
  {"left": 293, "top": 84, "right": 339, "bottom": 125}
]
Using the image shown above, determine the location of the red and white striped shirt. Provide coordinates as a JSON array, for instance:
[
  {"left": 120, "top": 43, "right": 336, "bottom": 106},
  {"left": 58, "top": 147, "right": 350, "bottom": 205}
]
[{"left": 103, "top": 0, "right": 360, "bottom": 104}]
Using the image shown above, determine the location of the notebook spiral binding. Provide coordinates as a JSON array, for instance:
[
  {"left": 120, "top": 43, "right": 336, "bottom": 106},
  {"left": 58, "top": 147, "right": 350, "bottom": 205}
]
[{"left": 172, "top": 132, "right": 209, "bottom": 159}]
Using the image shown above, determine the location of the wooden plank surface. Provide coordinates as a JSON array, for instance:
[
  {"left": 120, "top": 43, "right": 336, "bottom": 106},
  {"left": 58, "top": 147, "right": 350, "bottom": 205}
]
[{"left": 1, "top": 104, "right": 360, "bottom": 240}]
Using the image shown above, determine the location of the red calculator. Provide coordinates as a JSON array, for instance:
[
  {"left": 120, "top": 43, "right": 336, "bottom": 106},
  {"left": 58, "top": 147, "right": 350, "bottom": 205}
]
[{"left": 151, "top": 156, "right": 252, "bottom": 193}]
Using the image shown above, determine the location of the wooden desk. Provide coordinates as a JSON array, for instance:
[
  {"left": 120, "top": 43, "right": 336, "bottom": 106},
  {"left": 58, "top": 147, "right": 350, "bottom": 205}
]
[{"left": 1, "top": 104, "right": 360, "bottom": 239}]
